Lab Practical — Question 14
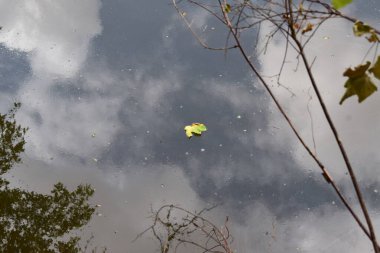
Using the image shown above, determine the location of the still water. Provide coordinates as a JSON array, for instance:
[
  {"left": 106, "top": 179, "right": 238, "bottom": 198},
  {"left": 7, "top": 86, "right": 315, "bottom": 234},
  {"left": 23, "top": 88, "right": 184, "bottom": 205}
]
[{"left": 0, "top": 0, "right": 380, "bottom": 252}]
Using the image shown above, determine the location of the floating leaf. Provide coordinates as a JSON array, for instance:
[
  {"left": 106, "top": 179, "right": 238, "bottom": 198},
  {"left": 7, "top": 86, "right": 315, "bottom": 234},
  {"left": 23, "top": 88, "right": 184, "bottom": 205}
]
[
  {"left": 370, "top": 56, "right": 380, "bottom": 79},
  {"left": 224, "top": 4, "right": 231, "bottom": 13},
  {"left": 184, "top": 123, "right": 207, "bottom": 139},
  {"left": 302, "top": 23, "right": 314, "bottom": 34},
  {"left": 340, "top": 61, "right": 377, "bottom": 104},
  {"left": 332, "top": 0, "right": 353, "bottom": 9}
]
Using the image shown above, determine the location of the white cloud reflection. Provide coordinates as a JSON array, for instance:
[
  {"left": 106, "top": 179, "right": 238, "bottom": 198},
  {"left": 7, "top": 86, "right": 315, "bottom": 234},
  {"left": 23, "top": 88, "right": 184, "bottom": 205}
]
[
  {"left": 229, "top": 201, "right": 379, "bottom": 253},
  {"left": 257, "top": 17, "right": 380, "bottom": 184},
  {"left": 1, "top": 0, "right": 380, "bottom": 252},
  {"left": 0, "top": 0, "right": 102, "bottom": 77}
]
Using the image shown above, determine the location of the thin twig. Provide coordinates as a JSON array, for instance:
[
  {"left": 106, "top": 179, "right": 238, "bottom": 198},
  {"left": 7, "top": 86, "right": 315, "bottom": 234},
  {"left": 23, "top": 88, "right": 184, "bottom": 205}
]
[
  {"left": 172, "top": 0, "right": 380, "bottom": 251},
  {"left": 287, "top": 1, "right": 379, "bottom": 252}
]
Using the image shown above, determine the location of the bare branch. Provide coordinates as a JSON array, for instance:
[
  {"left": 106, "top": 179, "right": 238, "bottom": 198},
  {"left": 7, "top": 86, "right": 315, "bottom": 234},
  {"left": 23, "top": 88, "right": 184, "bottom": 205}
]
[
  {"left": 136, "top": 204, "right": 233, "bottom": 253},
  {"left": 171, "top": 0, "right": 380, "bottom": 251}
]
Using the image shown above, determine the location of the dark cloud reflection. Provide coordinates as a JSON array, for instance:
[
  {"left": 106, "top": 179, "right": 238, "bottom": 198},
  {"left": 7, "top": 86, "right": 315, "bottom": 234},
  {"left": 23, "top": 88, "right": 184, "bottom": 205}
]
[{"left": 0, "top": 0, "right": 380, "bottom": 252}]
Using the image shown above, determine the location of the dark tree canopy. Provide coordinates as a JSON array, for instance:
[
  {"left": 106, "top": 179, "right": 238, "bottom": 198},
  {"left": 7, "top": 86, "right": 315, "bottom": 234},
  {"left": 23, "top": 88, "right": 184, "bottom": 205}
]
[{"left": 0, "top": 103, "right": 96, "bottom": 253}]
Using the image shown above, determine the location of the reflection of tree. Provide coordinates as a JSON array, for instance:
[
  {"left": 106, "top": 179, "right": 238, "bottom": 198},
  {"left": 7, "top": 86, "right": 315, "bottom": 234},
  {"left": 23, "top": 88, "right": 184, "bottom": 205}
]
[
  {"left": 136, "top": 205, "right": 233, "bottom": 253},
  {"left": 0, "top": 103, "right": 96, "bottom": 252}
]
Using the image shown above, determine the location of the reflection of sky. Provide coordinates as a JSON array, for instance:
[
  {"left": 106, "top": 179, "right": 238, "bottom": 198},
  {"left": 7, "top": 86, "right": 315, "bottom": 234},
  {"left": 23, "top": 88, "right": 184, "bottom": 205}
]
[{"left": 1, "top": 0, "right": 380, "bottom": 252}]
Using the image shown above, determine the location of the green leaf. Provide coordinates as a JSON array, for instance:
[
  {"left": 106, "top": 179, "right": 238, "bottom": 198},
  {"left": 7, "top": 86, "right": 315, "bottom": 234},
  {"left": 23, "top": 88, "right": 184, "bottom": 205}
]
[
  {"left": 352, "top": 21, "right": 379, "bottom": 43},
  {"left": 340, "top": 61, "right": 377, "bottom": 104},
  {"left": 369, "top": 56, "right": 380, "bottom": 80},
  {"left": 353, "top": 21, "right": 373, "bottom": 37},
  {"left": 343, "top": 61, "right": 371, "bottom": 78},
  {"left": 367, "top": 33, "right": 380, "bottom": 43},
  {"left": 184, "top": 123, "right": 207, "bottom": 139},
  {"left": 224, "top": 4, "right": 231, "bottom": 13},
  {"left": 332, "top": 0, "right": 353, "bottom": 9}
]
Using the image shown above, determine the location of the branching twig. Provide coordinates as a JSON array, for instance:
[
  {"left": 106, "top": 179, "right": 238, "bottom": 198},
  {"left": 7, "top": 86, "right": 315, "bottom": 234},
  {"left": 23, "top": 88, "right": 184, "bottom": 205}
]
[
  {"left": 286, "top": 1, "right": 379, "bottom": 251},
  {"left": 135, "top": 205, "right": 233, "bottom": 253},
  {"left": 172, "top": 0, "right": 380, "bottom": 251}
]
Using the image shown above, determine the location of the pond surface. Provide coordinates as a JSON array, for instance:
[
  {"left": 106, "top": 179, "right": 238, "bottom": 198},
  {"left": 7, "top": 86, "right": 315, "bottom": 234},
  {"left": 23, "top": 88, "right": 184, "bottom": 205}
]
[{"left": 1, "top": 0, "right": 380, "bottom": 252}]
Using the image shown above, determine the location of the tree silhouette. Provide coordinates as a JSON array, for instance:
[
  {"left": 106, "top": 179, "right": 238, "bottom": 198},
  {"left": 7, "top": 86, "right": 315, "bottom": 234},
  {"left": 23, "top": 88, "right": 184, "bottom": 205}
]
[{"left": 0, "top": 103, "right": 96, "bottom": 253}]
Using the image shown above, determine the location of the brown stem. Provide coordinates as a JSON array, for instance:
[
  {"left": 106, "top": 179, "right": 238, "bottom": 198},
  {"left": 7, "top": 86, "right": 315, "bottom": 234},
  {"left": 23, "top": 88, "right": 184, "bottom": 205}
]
[
  {"left": 217, "top": 0, "right": 379, "bottom": 249},
  {"left": 172, "top": 0, "right": 380, "bottom": 250},
  {"left": 307, "top": 0, "right": 380, "bottom": 35},
  {"left": 286, "top": 1, "right": 379, "bottom": 252}
]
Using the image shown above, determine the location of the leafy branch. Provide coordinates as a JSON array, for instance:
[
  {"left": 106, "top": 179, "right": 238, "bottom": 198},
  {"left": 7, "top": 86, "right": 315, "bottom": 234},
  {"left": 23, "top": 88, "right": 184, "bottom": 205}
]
[{"left": 171, "top": 0, "right": 380, "bottom": 252}]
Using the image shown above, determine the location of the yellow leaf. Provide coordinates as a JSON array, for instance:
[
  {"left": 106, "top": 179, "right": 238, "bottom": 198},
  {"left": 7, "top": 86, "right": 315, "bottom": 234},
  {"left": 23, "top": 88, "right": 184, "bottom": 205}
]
[
  {"left": 302, "top": 23, "right": 314, "bottom": 34},
  {"left": 184, "top": 123, "right": 207, "bottom": 139},
  {"left": 225, "top": 4, "right": 231, "bottom": 13}
]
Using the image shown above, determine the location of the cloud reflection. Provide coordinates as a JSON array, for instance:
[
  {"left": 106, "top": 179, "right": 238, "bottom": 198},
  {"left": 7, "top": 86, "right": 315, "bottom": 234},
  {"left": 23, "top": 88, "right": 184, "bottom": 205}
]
[{"left": 0, "top": 0, "right": 380, "bottom": 252}]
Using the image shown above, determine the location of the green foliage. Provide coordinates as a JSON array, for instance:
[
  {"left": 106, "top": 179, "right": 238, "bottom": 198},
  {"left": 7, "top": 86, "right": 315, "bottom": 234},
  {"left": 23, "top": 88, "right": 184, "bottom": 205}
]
[
  {"left": 184, "top": 123, "right": 207, "bottom": 139},
  {"left": 340, "top": 20, "right": 380, "bottom": 105},
  {"left": 369, "top": 56, "right": 380, "bottom": 79},
  {"left": 0, "top": 103, "right": 28, "bottom": 175},
  {"left": 332, "top": 0, "right": 353, "bottom": 9},
  {"left": 340, "top": 62, "right": 378, "bottom": 104},
  {"left": 0, "top": 103, "right": 96, "bottom": 253},
  {"left": 353, "top": 21, "right": 379, "bottom": 43},
  {"left": 0, "top": 181, "right": 95, "bottom": 253},
  {"left": 224, "top": 4, "right": 231, "bottom": 13}
]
